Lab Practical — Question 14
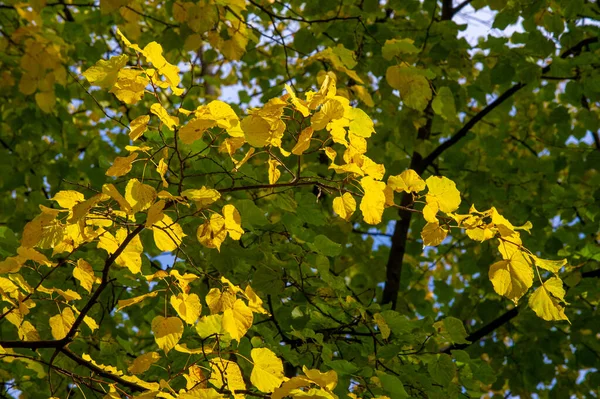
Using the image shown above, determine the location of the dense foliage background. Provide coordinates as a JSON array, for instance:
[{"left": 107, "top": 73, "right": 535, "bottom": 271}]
[{"left": 0, "top": 0, "right": 599, "bottom": 398}]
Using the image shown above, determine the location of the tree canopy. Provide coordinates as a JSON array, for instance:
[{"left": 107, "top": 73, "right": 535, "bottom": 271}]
[{"left": 0, "top": 0, "right": 599, "bottom": 397}]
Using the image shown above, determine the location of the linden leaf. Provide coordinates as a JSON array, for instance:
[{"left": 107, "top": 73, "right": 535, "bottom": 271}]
[
  {"left": 245, "top": 285, "right": 269, "bottom": 315},
  {"left": 102, "top": 183, "right": 133, "bottom": 214},
  {"left": 529, "top": 278, "right": 569, "bottom": 322},
  {"left": 382, "top": 38, "right": 420, "bottom": 60},
  {"left": 388, "top": 170, "right": 426, "bottom": 193},
  {"left": 206, "top": 288, "right": 236, "bottom": 314},
  {"left": 373, "top": 313, "right": 391, "bottom": 340},
  {"left": 291, "top": 127, "right": 314, "bottom": 155},
  {"left": 332, "top": 193, "right": 356, "bottom": 222},
  {"left": 250, "top": 348, "right": 286, "bottom": 393},
  {"left": 151, "top": 316, "right": 184, "bottom": 354},
  {"left": 268, "top": 158, "right": 281, "bottom": 185},
  {"left": 106, "top": 153, "right": 138, "bottom": 177},
  {"left": 83, "top": 54, "right": 129, "bottom": 89},
  {"left": 52, "top": 190, "right": 84, "bottom": 209},
  {"left": 432, "top": 86, "right": 457, "bottom": 121},
  {"left": 129, "top": 115, "right": 150, "bottom": 141},
  {"left": 223, "top": 205, "right": 244, "bottom": 240},
  {"left": 285, "top": 84, "right": 310, "bottom": 117},
  {"left": 128, "top": 352, "right": 160, "bottom": 374},
  {"left": 421, "top": 222, "right": 448, "bottom": 247},
  {"left": 150, "top": 103, "right": 179, "bottom": 131},
  {"left": 425, "top": 176, "right": 461, "bottom": 220},
  {"left": 170, "top": 293, "right": 202, "bottom": 325},
  {"left": 222, "top": 299, "right": 253, "bottom": 341},
  {"left": 97, "top": 228, "right": 144, "bottom": 274},
  {"left": 197, "top": 214, "right": 227, "bottom": 251},
  {"left": 153, "top": 214, "right": 186, "bottom": 252},
  {"left": 386, "top": 64, "right": 432, "bottom": 111},
  {"left": 530, "top": 255, "right": 567, "bottom": 274},
  {"left": 116, "top": 291, "right": 159, "bottom": 311},
  {"left": 489, "top": 254, "right": 533, "bottom": 304},
  {"left": 209, "top": 358, "right": 246, "bottom": 394},
  {"left": 146, "top": 200, "right": 166, "bottom": 228},
  {"left": 182, "top": 187, "right": 221, "bottom": 208},
  {"left": 125, "top": 178, "right": 157, "bottom": 213},
  {"left": 49, "top": 307, "right": 75, "bottom": 340},
  {"left": 360, "top": 177, "right": 386, "bottom": 225}
]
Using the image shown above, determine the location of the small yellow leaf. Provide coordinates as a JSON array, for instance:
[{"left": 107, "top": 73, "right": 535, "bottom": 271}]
[
  {"left": 529, "top": 279, "right": 569, "bottom": 322},
  {"left": 128, "top": 352, "right": 160, "bottom": 374},
  {"left": 388, "top": 170, "right": 426, "bottom": 193},
  {"left": 153, "top": 213, "right": 186, "bottom": 252},
  {"left": 18, "top": 321, "right": 40, "bottom": 342},
  {"left": 425, "top": 176, "right": 461, "bottom": 220},
  {"left": 250, "top": 348, "right": 286, "bottom": 393},
  {"left": 197, "top": 214, "right": 227, "bottom": 251},
  {"left": 291, "top": 127, "right": 314, "bottom": 155},
  {"left": 52, "top": 190, "right": 85, "bottom": 209},
  {"left": 332, "top": 193, "right": 356, "bottom": 222},
  {"left": 102, "top": 184, "right": 133, "bottom": 214},
  {"left": 268, "top": 158, "right": 281, "bottom": 185},
  {"left": 489, "top": 254, "right": 533, "bottom": 304},
  {"left": 106, "top": 153, "right": 138, "bottom": 177},
  {"left": 373, "top": 313, "right": 390, "bottom": 340},
  {"left": 285, "top": 84, "right": 310, "bottom": 117},
  {"left": 530, "top": 255, "right": 567, "bottom": 274},
  {"left": 170, "top": 293, "right": 202, "bottom": 325},
  {"left": 129, "top": 115, "right": 150, "bottom": 141},
  {"left": 360, "top": 176, "right": 386, "bottom": 225},
  {"left": 125, "top": 178, "right": 157, "bottom": 213},
  {"left": 116, "top": 291, "right": 159, "bottom": 311},
  {"left": 206, "top": 288, "right": 236, "bottom": 314},
  {"left": 209, "top": 358, "right": 246, "bottom": 393},
  {"left": 182, "top": 187, "right": 221, "bottom": 208},
  {"left": 223, "top": 204, "right": 244, "bottom": 240},
  {"left": 150, "top": 103, "right": 179, "bottom": 131},
  {"left": 245, "top": 285, "right": 269, "bottom": 315},
  {"left": 49, "top": 307, "right": 75, "bottom": 340},
  {"left": 421, "top": 222, "right": 448, "bottom": 247},
  {"left": 222, "top": 299, "right": 253, "bottom": 341},
  {"left": 151, "top": 316, "right": 184, "bottom": 354},
  {"left": 146, "top": 200, "right": 166, "bottom": 228},
  {"left": 83, "top": 54, "right": 129, "bottom": 89}
]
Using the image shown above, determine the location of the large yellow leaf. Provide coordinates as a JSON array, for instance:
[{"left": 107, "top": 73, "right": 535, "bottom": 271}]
[
  {"left": 128, "top": 352, "right": 160, "bottom": 374},
  {"left": 222, "top": 205, "right": 244, "bottom": 240},
  {"left": 359, "top": 177, "right": 386, "bottom": 225},
  {"left": 302, "top": 367, "right": 338, "bottom": 391},
  {"left": 73, "top": 259, "right": 97, "bottom": 294},
  {"left": 530, "top": 255, "right": 567, "bottom": 274},
  {"left": 106, "top": 153, "right": 138, "bottom": 177},
  {"left": 333, "top": 193, "right": 356, "bottom": 222},
  {"left": 152, "top": 213, "right": 185, "bottom": 252},
  {"left": 97, "top": 228, "right": 143, "bottom": 274},
  {"left": 170, "top": 293, "right": 201, "bottom": 325},
  {"left": 182, "top": 187, "right": 221, "bottom": 208},
  {"left": 110, "top": 69, "right": 149, "bottom": 105},
  {"left": 102, "top": 184, "right": 133, "bottom": 214},
  {"left": 49, "top": 307, "right": 75, "bottom": 340},
  {"left": 222, "top": 299, "right": 253, "bottom": 341},
  {"left": 529, "top": 278, "right": 569, "bottom": 322},
  {"left": 52, "top": 190, "right": 85, "bottom": 209},
  {"left": 125, "top": 178, "right": 157, "bottom": 213},
  {"left": 206, "top": 288, "right": 236, "bottom": 314},
  {"left": 424, "top": 176, "right": 461, "bottom": 222},
  {"left": 209, "top": 358, "right": 246, "bottom": 394},
  {"left": 388, "top": 170, "right": 426, "bottom": 193},
  {"left": 250, "top": 348, "right": 286, "bottom": 393},
  {"left": 146, "top": 200, "right": 166, "bottom": 228},
  {"left": 489, "top": 255, "right": 533, "bottom": 304},
  {"left": 150, "top": 103, "right": 179, "bottom": 131},
  {"left": 291, "top": 127, "right": 314, "bottom": 155},
  {"left": 197, "top": 214, "right": 227, "bottom": 251},
  {"left": 151, "top": 316, "right": 184, "bottom": 354},
  {"left": 421, "top": 222, "right": 448, "bottom": 247},
  {"left": 129, "top": 115, "right": 150, "bottom": 141},
  {"left": 83, "top": 54, "right": 129, "bottom": 89}
]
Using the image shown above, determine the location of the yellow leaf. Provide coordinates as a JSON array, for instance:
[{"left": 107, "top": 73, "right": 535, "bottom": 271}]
[
  {"left": 157, "top": 158, "right": 169, "bottom": 187},
  {"left": 268, "top": 158, "right": 281, "bottom": 185},
  {"left": 129, "top": 115, "right": 150, "bottom": 141},
  {"left": 197, "top": 214, "right": 227, "bottom": 251},
  {"left": 183, "top": 364, "right": 206, "bottom": 390},
  {"left": 223, "top": 205, "right": 244, "bottom": 240},
  {"left": 170, "top": 269, "right": 198, "bottom": 292},
  {"left": 222, "top": 299, "right": 253, "bottom": 341},
  {"left": 97, "top": 228, "right": 143, "bottom": 274},
  {"left": 150, "top": 103, "right": 179, "bottom": 131},
  {"left": 360, "top": 177, "right": 386, "bottom": 225},
  {"left": 245, "top": 285, "right": 269, "bottom": 315},
  {"left": 373, "top": 313, "right": 390, "bottom": 340},
  {"left": 311, "top": 99, "right": 345, "bottom": 131},
  {"left": 332, "top": 193, "right": 356, "bottom": 222},
  {"left": 116, "top": 291, "right": 159, "bottom": 311},
  {"left": 35, "top": 91, "right": 56, "bottom": 113},
  {"left": 83, "top": 54, "right": 129, "bottom": 89},
  {"left": 250, "top": 348, "right": 286, "bottom": 393},
  {"left": 49, "top": 307, "right": 75, "bottom": 340},
  {"left": 146, "top": 200, "right": 166, "bottom": 228},
  {"left": 151, "top": 316, "right": 184, "bottom": 354},
  {"left": 110, "top": 69, "right": 149, "bottom": 104},
  {"left": 102, "top": 184, "right": 133, "bottom": 214},
  {"left": 128, "top": 352, "right": 160, "bottom": 374},
  {"left": 291, "top": 127, "right": 314, "bottom": 155},
  {"left": 143, "top": 42, "right": 181, "bottom": 89},
  {"left": 530, "top": 255, "right": 567, "bottom": 274},
  {"left": 285, "top": 84, "right": 310, "bottom": 117},
  {"left": 176, "top": 344, "right": 212, "bottom": 355},
  {"left": 351, "top": 85, "right": 375, "bottom": 107},
  {"left": 209, "top": 358, "right": 246, "bottom": 394},
  {"left": 18, "top": 321, "right": 40, "bottom": 342},
  {"left": 385, "top": 64, "right": 432, "bottom": 111},
  {"left": 170, "top": 293, "right": 202, "bottom": 325},
  {"left": 425, "top": 176, "right": 461, "bottom": 219},
  {"left": 421, "top": 222, "right": 448, "bottom": 247},
  {"left": 489, "top": 254, "right": 533, "bottom": 304},
  {"left": 73, "top": 259, "right": 97, "bottom": 294},
  {"left": 347, "top": 107, "right": 375, "bottom": 138},
  {"left": 206, "top": 288, "right": 236, "bottom": 314},
  {"left": 179, "top": 118, "right": 216, "bottom": 144},
  {"left": 529, "top": 279, "right": 569, "bottom": 322},
  {"left": 52, "top": 190, "right": 84, "bottom": 209},
  {"left": 153, "top": 213, "right": 185, "bottom": 252},
  {"left": 388, "top": 170, "right": 426, "bottom": 193},
  {"left": 179, "top": 387, "right": 225, "bottom": 399},
  {"left": 125, "top": 178, "right": 157, "bottom": 213},
  {"left": 302, "top": 367, "right": 338, "bottom": 391},
  {"left": 182, "top": 187, "right": 221, "bottom": 207},
  {"left": 106, "top": 153, "right": 138, "bottom": 177}
]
